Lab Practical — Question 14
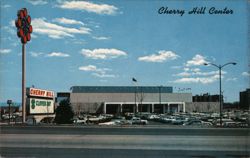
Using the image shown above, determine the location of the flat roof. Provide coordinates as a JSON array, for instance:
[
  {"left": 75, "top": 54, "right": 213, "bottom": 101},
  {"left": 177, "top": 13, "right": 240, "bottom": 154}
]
[{"left": 70, "top": 86, "right": 173, "bottom": 93}]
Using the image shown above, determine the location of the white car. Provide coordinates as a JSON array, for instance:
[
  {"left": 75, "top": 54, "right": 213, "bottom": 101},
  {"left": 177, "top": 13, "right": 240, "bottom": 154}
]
[
  {"left": 99, "top": 119, "right": 132, "bottom": 126},
  {"left": 73, "top": 119, "right": 87, "bottom": 124},
  {"left": 130, "top": 117, "right": 148, "bottom": 125},
  {"left": 99, "top": 121, "right": 119, "bottom": 126},
  {"left": 183, "top": 120, "right": 212, "bottom": 126},
  {"left": 148, "top": 114, "right": 160, "bottom": 120}
]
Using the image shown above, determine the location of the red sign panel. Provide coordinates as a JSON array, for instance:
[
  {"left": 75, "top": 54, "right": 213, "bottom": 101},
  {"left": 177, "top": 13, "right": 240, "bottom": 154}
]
[{"left": 27, "top": 88, "right": 54, "bottom": 98}]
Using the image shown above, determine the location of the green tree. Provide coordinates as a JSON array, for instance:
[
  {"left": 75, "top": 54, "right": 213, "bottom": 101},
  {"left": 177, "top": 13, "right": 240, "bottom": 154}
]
[{"left": 54, "top": 99, "right": 74, "bottom": 124}]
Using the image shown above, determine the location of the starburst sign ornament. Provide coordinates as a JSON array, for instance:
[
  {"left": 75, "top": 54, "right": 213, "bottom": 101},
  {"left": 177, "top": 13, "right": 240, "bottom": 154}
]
[{"left": 15, "top": 8, "right": 33, "bottom": 44}]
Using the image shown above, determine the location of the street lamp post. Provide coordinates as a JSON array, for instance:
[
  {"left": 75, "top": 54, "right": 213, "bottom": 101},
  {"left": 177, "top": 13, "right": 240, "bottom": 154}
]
[
  {"left": 7, "top": 100, "right": 12, "bottom": 125},
  {"left": 204, "top": 62, "right": 236, "bottom": 127},
  {"left": 132, "top": 78, "right": 137, "bottom": 114},
  {"left": 159, "top": 86, "right": 162, "bottom": 113},
  {"left": 159, "top": 86, "right": 162, "bottom": 105},
  {"left": 140, "top": 87, "right": 143, "bottom": 116}
]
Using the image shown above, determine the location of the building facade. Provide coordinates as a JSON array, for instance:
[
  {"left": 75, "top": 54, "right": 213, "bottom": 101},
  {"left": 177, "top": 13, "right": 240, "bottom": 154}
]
[
  {"left": 193, "top": 93, "right": 220, "bottom": 102},
  {"left": 240, "top": 89, "right": 250, "bottom": 110},
  {"left": 190, "top": 93, "right": 221, "bottom": 112},
  {"left": 58, "top": 86, "right": 192, "bottom": 115},
  {"left": 57, "top": 86, "right": 221, "bottom": 114}
]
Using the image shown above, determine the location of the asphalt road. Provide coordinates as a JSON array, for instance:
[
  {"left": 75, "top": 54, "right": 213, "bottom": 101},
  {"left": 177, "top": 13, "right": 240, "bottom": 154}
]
[
  {"left": 1, "top": 125, "right": 249, "bottom": 136},
  {"left": 0, "top": 125, "right": 249, "bottom": 158}
]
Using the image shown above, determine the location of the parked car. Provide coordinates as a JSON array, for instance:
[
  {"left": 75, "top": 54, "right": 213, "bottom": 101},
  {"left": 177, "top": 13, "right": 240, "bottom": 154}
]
[
  {"left": 147, "top": 114, "right": 160, "bottom": 120},
  {"left": 183, "top": 120, "right": 212, "bottom": 126},
  {"left": 213, "top": 118, "right": 234, "bottom": 127},
  {"left": 2, "top": 114, "right": 17, "bottom": 120},
  {"left": 171, "top": 117, "right": 189, "bottom": 125},
  {"left": 222, "top": 121, "right": 240, "bottom": 127},
  {"left": 160, "top": 116, "right": 175, "bottom": 123},
  {"left": 99, "top": 120, "right": 120, "bottom": 126},
  {"left": 130, "top": 117, "right": 148, "bottom": 125},
  {"left": 73, "top": 118, "right": 87, "bottom": 124},
  {"left": 99, "top": 119, "right": 132, "bottom": 126}
]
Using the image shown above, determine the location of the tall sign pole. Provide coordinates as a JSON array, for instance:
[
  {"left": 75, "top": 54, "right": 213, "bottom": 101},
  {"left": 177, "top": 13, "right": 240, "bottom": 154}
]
[
  {"left": 22, "top": 44, "right": 26, "bottom": 123},
  {"left": 15, "top": 8, "right": 33, "bottom": 123}
]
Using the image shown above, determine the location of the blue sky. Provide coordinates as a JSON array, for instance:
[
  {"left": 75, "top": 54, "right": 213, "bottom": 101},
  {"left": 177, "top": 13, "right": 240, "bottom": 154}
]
[{"left": 0, "top": 0, "right": 249, "bottom": 103}]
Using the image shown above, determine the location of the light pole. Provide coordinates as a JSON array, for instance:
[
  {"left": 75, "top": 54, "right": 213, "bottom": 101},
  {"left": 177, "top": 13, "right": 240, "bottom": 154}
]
[
  {"left": 140, "top": 87, "right": 143, "bottom": 116},
  {"left": 159, "top": 86, "right": 162, "bottom": 105},
  {"left": 204, "top": 62, "right": 236, "bottom": 127},
  {"left": 159, "top": 85, "right": 163, "bottom": 113},
  {"left": 7, "top": 100, "right": 12, "bottom": 124},
  {"left": 132, "top": 78, "right": 137, "bottom": 114}
]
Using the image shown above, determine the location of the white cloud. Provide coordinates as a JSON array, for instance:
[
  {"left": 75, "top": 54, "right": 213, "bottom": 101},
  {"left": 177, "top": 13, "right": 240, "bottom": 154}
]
[
  {"left": 78, "top": 65, "right": 116, "bottom": 78},
  {"left": 71, "top": 39, "right": 86, "bottom": 45},
  {"left": 210, "top": 56, "right": 216, "bottom": 62},
  {"left": 79, "top": 65, "right": 98, "bottom": 72},
  {"left": 30, "top": 52, "right": 44, "bottom": 57},
  {"left": 10, "top": 20, "right": 15, "bottom": 27},
  {"left": 172, "top": 75, "right": 220, "bottom": 84},
  {"left": 32, "top": 18, "right": 91, "bottom": 39},
  {"left": 92, "top": 73, "right": 116, "bottom": 78},
  {"left": 26, "top": 0, "right": 47, "bottom": 5},
  {"left": 100, "top": 79, "right": 108, "bottom": 82},
  {"left": 92, "top": 36, "right": 110, "bottom": 40},
  {"left": 191, "top": 68, "right": 201, "bottom": 73},
  {"left": 58, "top": 1, "right": 118, "bottom": 15},
  {"left": 186, "top": 54, "right": 208, "bottom": 66},
  {"left": 226, "top": 78, "right": 237, "bottom": 82},
  {"left": 11, "top": 42, "right": 19, "bottom": 47},
  {"left": 183, "top": 67, "right": 190, "bottom": 71},
  {"left": 81, "top": 48, "right": 127, "bottom": 59},
  {"left": 31, "top": 34, "right": 38, "bottom": 38},
  {"left": 1, "top": 4, "right": 11, "bottom": 8},
  {"left": 0, "top": 49, "right": 11, "bottom": 54},
  {"left": 171, "top": 66, "right": 182, "bottom": 69},
  {"left": 138, "top": 50, "right": 179, "bottom": 63},
  {"left": 46, "top": 52, "right": 70, "bottom": 57},
  {"left": 172, "top": 77, "right": 200, "bottom": 84},
  {"left": 2, "top": 26, "right": 15, "bottom": 35},
  {"left": 242, "top": 72, "right": 250, "bottom": 76},
  {"left": 172, "top": 64, "right": 228, "bottom": 84},
  {"left": 174, "top": 66, "right": 227, "bottom": 76},
  {"left": 173, "top": 72, "right": 191, "bottom": 77},
  {"left": 53, "top": 17, "right": 85, "bottom": 26},
  {"left": 193, "top": 70, "right": 226, "bottom": 76}
]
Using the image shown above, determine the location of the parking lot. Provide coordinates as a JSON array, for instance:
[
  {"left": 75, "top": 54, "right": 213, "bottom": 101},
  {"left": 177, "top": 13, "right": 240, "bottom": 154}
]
[
  {"left": 1, "top": 110, "right": 249, "bottom": 128},
  {"left": 70, "top": 110, "right": 250, "bottom": 128}
]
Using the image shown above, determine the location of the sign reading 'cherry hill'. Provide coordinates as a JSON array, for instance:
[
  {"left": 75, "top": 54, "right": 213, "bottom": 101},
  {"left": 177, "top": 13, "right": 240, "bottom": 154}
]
[{"left": 27, "top": 88, "right": 54, "bottom": 99}]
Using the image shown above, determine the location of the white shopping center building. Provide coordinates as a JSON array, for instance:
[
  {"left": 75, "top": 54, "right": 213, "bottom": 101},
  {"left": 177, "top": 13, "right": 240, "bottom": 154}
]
[{"left": 57, "top": 86, "right": 219, "bottom": 115}]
